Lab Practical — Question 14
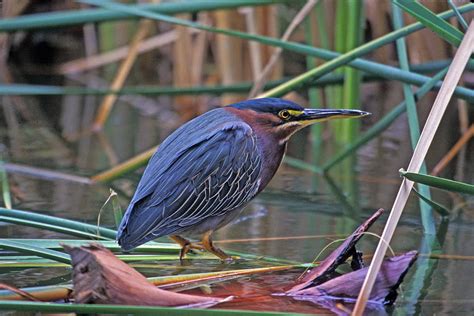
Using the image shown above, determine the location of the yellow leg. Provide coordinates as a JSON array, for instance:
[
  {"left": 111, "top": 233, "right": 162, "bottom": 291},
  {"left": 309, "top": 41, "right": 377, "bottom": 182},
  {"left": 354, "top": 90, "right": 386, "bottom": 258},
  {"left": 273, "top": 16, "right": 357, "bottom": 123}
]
[
  {"left": 201, "top": 230, "right": 233, "bottom": 262},
  {"left": 169, "top": 235, "right": 204, "bottom": 261}
]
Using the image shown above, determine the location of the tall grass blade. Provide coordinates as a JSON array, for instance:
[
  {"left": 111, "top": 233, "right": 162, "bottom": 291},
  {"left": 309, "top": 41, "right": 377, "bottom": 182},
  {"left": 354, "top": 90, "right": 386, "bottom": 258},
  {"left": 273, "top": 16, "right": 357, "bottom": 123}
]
[
  {"left": 400, "top": 170, "right": 474, "bottom": 195},
  {"left": 392, "top": 3, "right": 435, "bottom": 235},
  {"left": 411, "top": 188, "right": 449, "bottom": 217},
  {"left": 339, "top": 0, "right": 363, "bottom": 144},
  {"left": 353, "top": 21, "right": 474, "bottom": 315},
  {"left": 394, "top": 0, "right": 464, "bottom": 46}
]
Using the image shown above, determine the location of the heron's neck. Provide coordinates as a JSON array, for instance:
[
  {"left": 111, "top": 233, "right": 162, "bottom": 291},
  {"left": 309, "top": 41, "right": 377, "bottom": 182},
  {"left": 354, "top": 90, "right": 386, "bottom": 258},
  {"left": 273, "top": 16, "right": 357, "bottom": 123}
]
[
  {"left": 256, "top": 133, "right": 287, "bottom": 191},
  {"left": 225, "top": 107, "right": 287, "bottom": 191}
]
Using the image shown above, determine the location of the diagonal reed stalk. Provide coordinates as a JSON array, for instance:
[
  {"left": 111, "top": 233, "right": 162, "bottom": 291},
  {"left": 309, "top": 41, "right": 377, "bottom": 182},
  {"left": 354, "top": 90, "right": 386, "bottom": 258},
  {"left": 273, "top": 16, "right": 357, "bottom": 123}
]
[
  {"left": 448, "top": 0, "right": 469, "bottom": 31},
  {"left": 92, "top": 18, "right": 153, "bottom": 130},
  {"left": 352, "top": 21, "right": 474, "bottom": 315},
  {"left": 91, "top": 146, "right": 157, "bottom": 182},
  {"left": 392, "top": 3, "right": 435, "bottom": 235},
  {"left": 394, "top": 0, "right": 465, "bottom": 46}
]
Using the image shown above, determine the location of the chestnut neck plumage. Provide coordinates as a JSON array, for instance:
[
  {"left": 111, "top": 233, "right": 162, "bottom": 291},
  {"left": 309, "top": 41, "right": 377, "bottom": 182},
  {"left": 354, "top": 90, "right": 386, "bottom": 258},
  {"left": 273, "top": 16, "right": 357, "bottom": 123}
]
[{"left": 226, "top": 107, "right": 300, "bottom": 192}]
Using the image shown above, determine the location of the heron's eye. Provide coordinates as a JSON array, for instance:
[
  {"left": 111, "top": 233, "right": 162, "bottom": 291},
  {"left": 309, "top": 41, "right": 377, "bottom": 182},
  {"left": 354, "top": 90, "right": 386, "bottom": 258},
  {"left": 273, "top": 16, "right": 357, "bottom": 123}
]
[{"left": 278, "top": 110, "right": 291, "bottom": 120}]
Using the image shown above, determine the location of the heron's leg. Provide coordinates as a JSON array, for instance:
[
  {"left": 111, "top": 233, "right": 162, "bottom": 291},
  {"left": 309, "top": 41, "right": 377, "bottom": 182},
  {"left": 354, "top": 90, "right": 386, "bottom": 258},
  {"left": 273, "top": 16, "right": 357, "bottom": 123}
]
[
  {"left": 169, "top": 235, "right": 204, "bottom": 260},
  {"left": 201, "top": 230, "right": 233, "bottom": 262}
]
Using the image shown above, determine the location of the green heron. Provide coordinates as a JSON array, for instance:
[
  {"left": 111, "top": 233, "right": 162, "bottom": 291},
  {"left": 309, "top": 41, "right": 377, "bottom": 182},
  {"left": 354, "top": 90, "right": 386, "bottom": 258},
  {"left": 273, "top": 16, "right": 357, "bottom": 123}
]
[{"left": 118, "top": 98, "right": 369, "bottom": 261}]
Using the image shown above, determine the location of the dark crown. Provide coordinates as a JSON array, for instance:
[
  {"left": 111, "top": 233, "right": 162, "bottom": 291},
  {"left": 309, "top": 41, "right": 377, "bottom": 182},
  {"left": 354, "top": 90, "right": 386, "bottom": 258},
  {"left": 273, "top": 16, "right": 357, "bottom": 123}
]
[{"left": 228, "top": 98, "right": 303, "bottom": 114}]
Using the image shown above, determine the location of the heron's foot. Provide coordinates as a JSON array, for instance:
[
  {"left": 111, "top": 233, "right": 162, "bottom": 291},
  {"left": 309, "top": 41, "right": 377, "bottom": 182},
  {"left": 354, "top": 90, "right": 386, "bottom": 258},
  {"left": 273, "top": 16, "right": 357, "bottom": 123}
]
[
  {"left": 202, "top": 230, "right": 236, "bottom": 263},
  {"left": 169, "top": 235, "right": 205, "bottom": 261},
  {"left": 180, "top": 243, "right": 205, "bottom": 261}
]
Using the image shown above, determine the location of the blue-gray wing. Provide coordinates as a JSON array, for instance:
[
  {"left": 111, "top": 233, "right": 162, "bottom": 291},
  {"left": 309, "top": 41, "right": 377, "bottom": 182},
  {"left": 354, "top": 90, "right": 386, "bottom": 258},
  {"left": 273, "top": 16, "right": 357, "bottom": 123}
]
[{"left": 117, "top": 114, "right": 262, "bottom": 250}]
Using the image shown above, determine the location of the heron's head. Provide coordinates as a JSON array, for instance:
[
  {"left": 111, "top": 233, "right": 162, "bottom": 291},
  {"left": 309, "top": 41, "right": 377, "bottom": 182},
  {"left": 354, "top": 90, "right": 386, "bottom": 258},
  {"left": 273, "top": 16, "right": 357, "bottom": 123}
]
[{"left": 227, "top": 98, "right": 370, "bottom": 144}]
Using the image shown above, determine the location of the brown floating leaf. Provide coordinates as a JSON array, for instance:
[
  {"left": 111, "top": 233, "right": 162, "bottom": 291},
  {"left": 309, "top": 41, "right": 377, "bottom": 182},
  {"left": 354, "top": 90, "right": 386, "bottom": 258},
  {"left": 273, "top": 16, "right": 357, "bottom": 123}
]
[
  {"left": 287, "top": 208, "right": 384, "bottom": 293},
  {"left": 290, "top": 251, "right": 418, "bottom": 306},
  {"left": 63, "top": 243, "right": 228, "bottom": 308}
]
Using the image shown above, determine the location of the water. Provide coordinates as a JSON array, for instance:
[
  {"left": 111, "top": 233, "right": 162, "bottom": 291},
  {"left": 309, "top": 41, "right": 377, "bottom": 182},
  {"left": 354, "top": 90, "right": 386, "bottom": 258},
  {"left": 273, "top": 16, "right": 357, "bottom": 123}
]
[{"left": 0, "top": 96, "right": 473, "bottom": 315}]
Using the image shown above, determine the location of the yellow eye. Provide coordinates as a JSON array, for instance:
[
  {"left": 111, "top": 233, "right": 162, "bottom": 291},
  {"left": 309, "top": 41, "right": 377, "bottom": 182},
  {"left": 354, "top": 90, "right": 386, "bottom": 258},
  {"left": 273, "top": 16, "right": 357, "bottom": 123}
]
[{"left": 278, "top": 110, "right": 291, "bottom": 120}]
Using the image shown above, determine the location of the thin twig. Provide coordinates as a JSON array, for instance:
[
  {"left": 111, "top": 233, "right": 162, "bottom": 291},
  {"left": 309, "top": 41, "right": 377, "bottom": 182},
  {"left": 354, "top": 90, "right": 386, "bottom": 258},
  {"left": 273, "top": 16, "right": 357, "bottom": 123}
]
[{"left": 249, "top": 0, "right": 319, "bottom": 98}]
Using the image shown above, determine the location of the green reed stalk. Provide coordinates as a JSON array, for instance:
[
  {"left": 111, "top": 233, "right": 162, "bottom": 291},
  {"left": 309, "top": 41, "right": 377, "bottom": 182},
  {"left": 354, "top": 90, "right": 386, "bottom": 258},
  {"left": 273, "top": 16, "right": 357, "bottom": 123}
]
[
  {"left": 304, "top": 8, "right": 322, "bottom": 166},
  {"left": 392, "top": 3, "right": 435, "bottom": 235},
  {"left": 394, "top": 0, "right": 465, "bottom": 46},
  {"left": 0, "top": 0, "right": 291, "bottom": 32},
  {"left": 339, "top": 0, "right": 363, "bottom": 144}
]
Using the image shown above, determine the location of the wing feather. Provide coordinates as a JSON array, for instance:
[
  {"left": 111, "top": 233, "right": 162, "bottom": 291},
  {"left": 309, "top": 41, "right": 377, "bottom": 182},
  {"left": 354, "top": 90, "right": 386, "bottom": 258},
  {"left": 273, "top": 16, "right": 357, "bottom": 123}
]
[{"left": 117, "top": 110, "right": 262, "bottom": 250}]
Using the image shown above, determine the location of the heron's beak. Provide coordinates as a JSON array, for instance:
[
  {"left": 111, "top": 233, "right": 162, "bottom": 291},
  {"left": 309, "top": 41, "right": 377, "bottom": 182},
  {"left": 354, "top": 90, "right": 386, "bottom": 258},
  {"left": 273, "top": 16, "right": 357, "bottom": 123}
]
[{"left": 298, "top": 108, "right": 371, "bottom": 124}]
